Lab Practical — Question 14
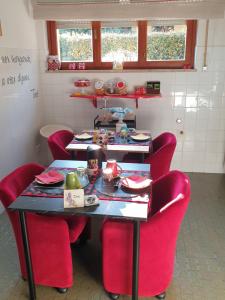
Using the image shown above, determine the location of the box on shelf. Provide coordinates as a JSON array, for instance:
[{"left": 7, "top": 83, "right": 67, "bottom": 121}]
[{"left": 146, "top": 81, "right": 160, "bottom": 94}]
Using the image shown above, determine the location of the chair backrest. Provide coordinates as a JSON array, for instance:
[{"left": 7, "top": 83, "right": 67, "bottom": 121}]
[
  {"left": 0, "top": 163, "right": 45, "bottom": 209},
  {"left": 146, "top": 132, "right": 177, "bottom": 180},
  {"left": 0, "top": 163, "right": 45, "bottom": 276},
  {"left": 138, "top": 170, "right": 191, "bottom": 295},
  {"left": 0, "top": 163, "right": 74, "bottom": 287},
  {"left": 48, "top": 130, "right": 74, "bottom": 160},
  {"left": 150, "top": 170, "right": 190, "bottom": 217},
  {"left": 102, "top": 170, "right": 190, "bottom": 296}
]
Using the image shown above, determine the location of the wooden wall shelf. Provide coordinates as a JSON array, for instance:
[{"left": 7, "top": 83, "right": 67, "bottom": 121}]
[{"left": 70, "top": 93, "right": 162, "bottom": 108}]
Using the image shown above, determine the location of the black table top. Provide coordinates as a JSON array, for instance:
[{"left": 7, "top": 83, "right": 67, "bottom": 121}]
[{"left": 9, "top": 160, "right": 150, "bottom": 221}]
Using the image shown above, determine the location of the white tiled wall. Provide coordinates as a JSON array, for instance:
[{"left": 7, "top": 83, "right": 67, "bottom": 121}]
[{"left": 37, "top": 19, "right": 225, "bottom": 173}]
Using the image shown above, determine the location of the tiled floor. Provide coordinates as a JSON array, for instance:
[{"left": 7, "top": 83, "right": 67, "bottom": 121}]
[{"left": 1, "top": 173, "right": 225, "bottom": 300}]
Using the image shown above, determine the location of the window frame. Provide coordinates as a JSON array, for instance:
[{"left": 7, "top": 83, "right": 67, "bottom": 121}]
[{"left": 47, "top": 20, "right": 197, "bottom": 70}]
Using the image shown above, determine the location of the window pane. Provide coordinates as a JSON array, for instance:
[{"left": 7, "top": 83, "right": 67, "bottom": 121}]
[
  {"left": 101, "top": 22, "right": 138, "bottom": 62},
  {"left": 57, "top": 22, "right": 93, "bottom": 62},
  {"left": 147, "top": 22, "right": 187, "bottom": 61}
]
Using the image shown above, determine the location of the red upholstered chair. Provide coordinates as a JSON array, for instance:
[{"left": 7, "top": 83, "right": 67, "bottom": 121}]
[
  {"left": 0, "top": 163, "right": 88, "bottom": 292},
  {"left": 48, "top": 130, "right": 86, "bottom": 161},
  {"left": 102, "top": 170, "right": 191, "bottom": 299},
  {"left": 123, "top": 132, "right": 177, "bottom": 181}
]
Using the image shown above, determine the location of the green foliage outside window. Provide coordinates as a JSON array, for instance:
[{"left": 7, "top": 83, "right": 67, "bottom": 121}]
[
  {"left": 58, "top": 29, "right": 186, "bottom": 62},
  {"left": 147, "top": 33, "right": 186, "bottom": 61},
  {"left": 101, "top": 32, "right": 138, "bottom": 61},
  {"left": 58, "top": 28, "right": 93, "bottom": 62}
]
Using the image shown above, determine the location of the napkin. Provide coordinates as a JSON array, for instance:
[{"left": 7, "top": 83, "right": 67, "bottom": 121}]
[{"left": 35, "top": 170, "right": 64, "bottom": 184}]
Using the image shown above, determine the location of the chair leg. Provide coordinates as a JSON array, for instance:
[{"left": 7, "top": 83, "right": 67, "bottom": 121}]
[
  {"left": 156, "top": 292, "right": 166, "bottom": 299},
  {"left": 55, "top": 288, "right": 68, "bottom": 294},
  {"left": 78, "top": 220, "right": 91, "bottom": 246},
  {"left": 107, "top": 292, "right": 120, "bottom": 300}
]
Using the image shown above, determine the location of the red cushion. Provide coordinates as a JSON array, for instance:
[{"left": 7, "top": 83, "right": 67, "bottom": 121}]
[
  {"left": 48, "top": 130, "right": 74, "bottom": 160},
  {"left": 66, "top": 216, "right": 89, "bottom": 243},
  {"left": 123, "top": 132, "right": 176, "bottom": 180},
  {"left": 102, "top": 170, "right": 190, "bottom": 297},
  {"left": 0, "top": 163, "right": 88, "bottom": 288}
]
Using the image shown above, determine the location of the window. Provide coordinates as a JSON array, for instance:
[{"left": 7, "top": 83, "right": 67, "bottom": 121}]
[
  {"left": 47, "top": 20, "right": 197, "bottom": 70},
  {"left": 147, "top": 21, "right": 187, "bottom": 61},
  {"left": 57, "top": 22, "right": 93, "bottom": 62},
  {"left": 101, "top": 22, "right": 138, "bottom": 62}
]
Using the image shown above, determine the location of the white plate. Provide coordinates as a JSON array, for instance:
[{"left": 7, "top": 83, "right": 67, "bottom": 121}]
[
  {"left": 75, "top": 133, "right": 93, "bottom": 140},
  {"left": 130, "top": 134, "right": 150, "bottom": 141},
  {"left": 35, "top": 178, "right": 64, "bottom": 185},
  {"left": 121, "top": 176, "right": 152, "bottom": 190}
]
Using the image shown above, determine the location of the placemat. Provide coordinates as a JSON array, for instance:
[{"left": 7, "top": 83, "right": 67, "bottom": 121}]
[
  {"left": 71, "top": 132, "right": 152, "bottom": 147},
  {"left": 22, "top": 167, "right": 93, "bottom": 198},
  {"left": 21, "top": 167, "right": 151, "bottom": 204}
]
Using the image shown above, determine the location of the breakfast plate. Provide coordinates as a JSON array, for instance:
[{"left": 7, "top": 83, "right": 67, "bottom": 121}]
[
  {"left": 121, "top": 175, "right": 152, "bottom": 191},
  {"left": 75, "top": 133, "right": 93, "bottom": 140},
  {"left": 35, "top": 170, "right": 64, "bottom": 185},
  {"left": 130, "top": 133, "right": 150, "bottom": 141}
]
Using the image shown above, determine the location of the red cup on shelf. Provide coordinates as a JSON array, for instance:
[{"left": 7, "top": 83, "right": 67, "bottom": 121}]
[
  {"left": 134, "top": 86, "right": 146, "bottom": 95},
  {"left": 78, "top": 62, "right": 86, "bottom": 70}
]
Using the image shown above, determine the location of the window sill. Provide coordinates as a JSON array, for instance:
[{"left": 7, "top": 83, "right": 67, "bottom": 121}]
[{"left": 45, "top": 69, "right": 197, "bottom": 73}]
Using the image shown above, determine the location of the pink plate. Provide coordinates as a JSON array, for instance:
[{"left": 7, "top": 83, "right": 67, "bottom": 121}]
[
  {"left": 121, "top": 176, "right": 152, "bottom": 190},
  {"left": 35, "top": 170, "right": 64, "bottom": 185}
]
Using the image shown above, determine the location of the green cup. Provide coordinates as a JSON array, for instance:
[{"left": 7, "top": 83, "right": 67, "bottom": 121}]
[{"left": 65, "top": 172, "right": 81, "bottom": 189}]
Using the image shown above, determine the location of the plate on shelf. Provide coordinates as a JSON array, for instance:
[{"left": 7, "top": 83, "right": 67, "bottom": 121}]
[
  {"left": 75, "top": 133, "right": 93, "bottom": 140},
  {"left": 130, "top": 133, "right": 150, "bottom": 141},
  {"left": 121, "top": 176, "right": 152, "bottom": 191}
]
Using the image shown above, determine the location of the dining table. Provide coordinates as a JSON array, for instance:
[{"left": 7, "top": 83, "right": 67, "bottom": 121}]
[
  {"left": 9, "top": 160, "right": 151, "bottom": 300},
  {"left": 66, "top": 130, "right": 152, "bottom": 163}
]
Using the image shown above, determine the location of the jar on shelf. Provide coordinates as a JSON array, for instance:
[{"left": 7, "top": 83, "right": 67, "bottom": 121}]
[
  {"left": 104, "top": 80, "right": 115, "bottom": 94},
  {"left": 74, "top": 79, "right": 91, "bottom": 95},
  {"left": 115, "top": 81, "right": 127, "bottom": 95},
  {"left": 47, "top": 55, "right": 61, "bottom": 71},
  {"left": 94, "top": 80, "right": 105, "bottom": 95}
]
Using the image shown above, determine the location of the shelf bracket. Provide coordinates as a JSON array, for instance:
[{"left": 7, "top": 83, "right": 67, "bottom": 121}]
[
  {"left": 92, "top": 97, "right": 97, "bottom": 108},
  {"left": 135, "top": 98, "right": 138, "bottom": 109}
]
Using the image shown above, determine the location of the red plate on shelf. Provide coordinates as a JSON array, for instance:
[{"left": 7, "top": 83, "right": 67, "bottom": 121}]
[{"left": 121, "top": 176, "right": 152, "bottom": 191}]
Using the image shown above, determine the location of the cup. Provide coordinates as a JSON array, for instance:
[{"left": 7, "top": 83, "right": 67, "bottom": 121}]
[
  {"left": 102, "top": 168, "right": 113, "bottom": 182},
  {"left": 106, "top": 159, "right": 122, "bottom": 178}
]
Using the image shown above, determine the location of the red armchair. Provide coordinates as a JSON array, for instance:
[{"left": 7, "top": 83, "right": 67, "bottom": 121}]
[
  {"left": 102, "top": 170, "right": 191, "bottom": 299},
  {"left": 123, "top": 132, "right": 177, "bottom": 181},
  {"left": 48, "top": 130, "right": 86, "bottom": 161},
  {"left": 0, "top": 163, "right": 88, "bottom": 292}
]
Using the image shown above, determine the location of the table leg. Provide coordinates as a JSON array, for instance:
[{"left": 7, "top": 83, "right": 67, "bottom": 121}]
[
  {"left": 71, "top": 151, "right": 76, "bottom": 160},
  {"left": 19, "top": 211, "right": 36, "bottom": 300},
  {"left": 132, "top": 220, "right": 140, "bottom": 300},
  {"left": 140, "top": 153, "right": 144, "bottom": 163}
]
